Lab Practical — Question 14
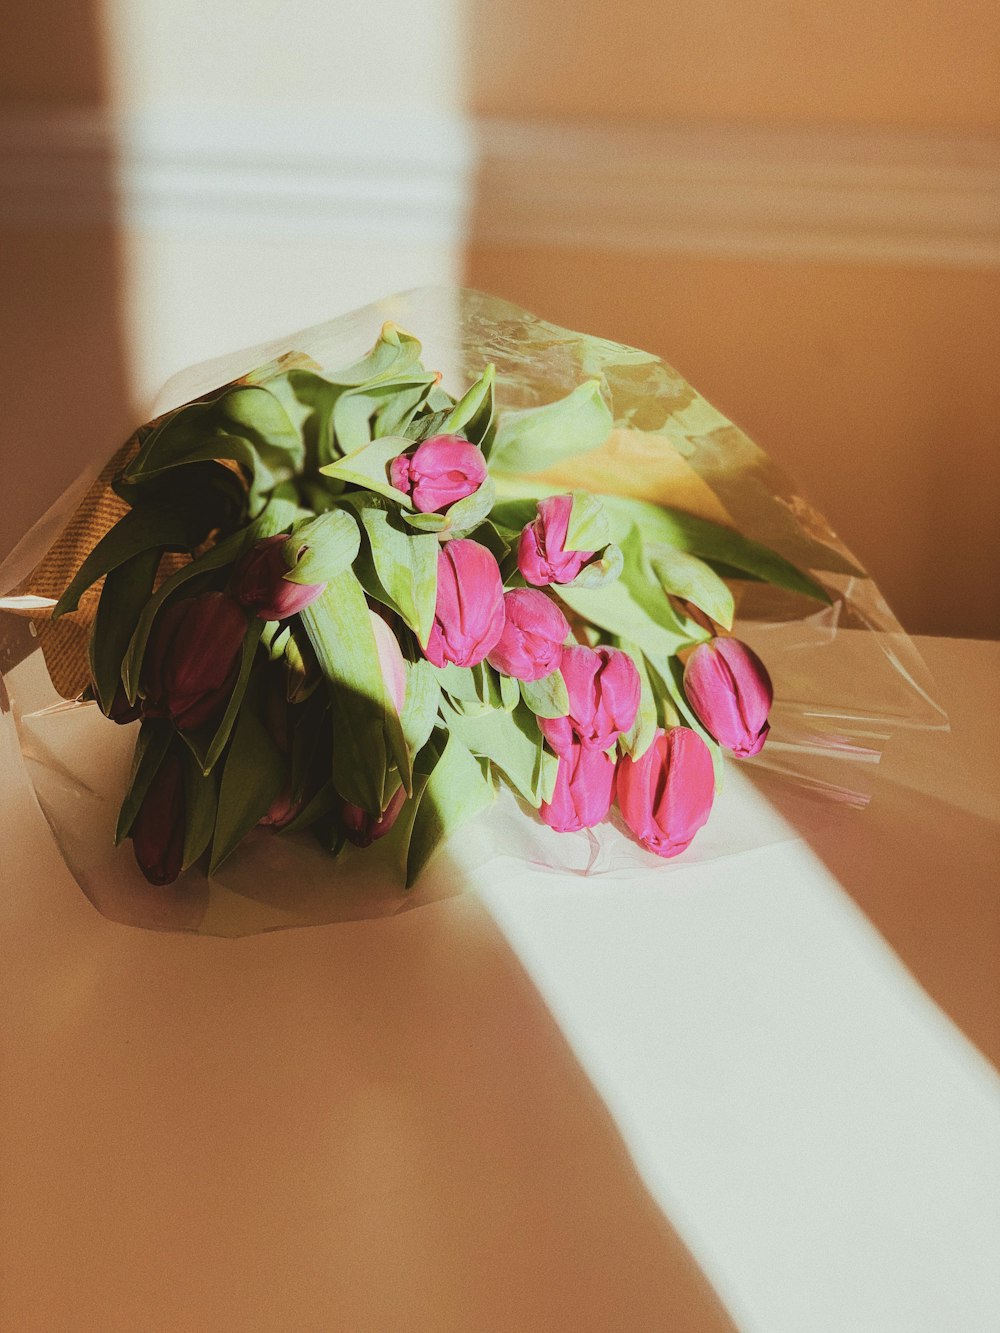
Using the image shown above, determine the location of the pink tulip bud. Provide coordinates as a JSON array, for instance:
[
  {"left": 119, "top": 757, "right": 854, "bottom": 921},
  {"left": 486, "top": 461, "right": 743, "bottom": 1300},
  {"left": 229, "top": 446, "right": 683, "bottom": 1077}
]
[
  {"left": 683, "top": 637, "right": 772, "bottom": 758},
  {"left": 540, "top": 738, "right": 616, "bottom": 833},
  {"left": 518, "top": 495, "right": 595, "bottom": 586},
  {"left": 107, "top": 683, "right": 143, "bottom": 725},
  {"left": 369, "top": 609, "right": 407, "bottom": 714},
  {"left": 142, "top": 591, "right": 248, "bottom": 732},
  {"left": 131, "top": 746, "right": 186, "bottom": 885},
  {"left": 486, "top": 588, "right": 570, "bottom": 682},
  {"left": 343, "top": 784, "right": 408, "bottom": 848},
  {"left": 232, "top": 534, "right": 327, "bottom": 620},
  {"left": 389, "top": 435, "right": 488, "bottom": 513},
  {"left": 540, "top": 645, "right": 640, "bottom": 754},
  {"left": 258, "top": 787, "right": 304, "bottom": 832},
  {"left": 616, "top": 726, "right": 715, "bottom": 858},
  {"left": 423, "top": 538, "right": 505, "bottom": 669}
]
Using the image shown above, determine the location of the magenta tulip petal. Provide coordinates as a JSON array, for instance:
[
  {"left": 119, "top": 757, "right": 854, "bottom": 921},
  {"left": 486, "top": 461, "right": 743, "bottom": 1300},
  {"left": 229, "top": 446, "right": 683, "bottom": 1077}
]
[
  {"left": 390, "top": 435, "right": 487, "bottom": 513},
  {"left": 518, "top": 494, "right": 595, "bottom": 586},
  {"left": 683, "top": 638, "right": 773, "bottom": 758},
  {"left": 539, "top": 644, "right": 640, "bottom": 752},
  {"left": 487, "top": 588, "right": 569, "bottom": 681},
  {"left": 540, "top": 740, "right": 616, "bottom": 832},
  {"left": 617, "top": 727, "right": 715, "bottom": 858},
  {"left": 423, "top": 539, "right": 505, "bottom": 668}
]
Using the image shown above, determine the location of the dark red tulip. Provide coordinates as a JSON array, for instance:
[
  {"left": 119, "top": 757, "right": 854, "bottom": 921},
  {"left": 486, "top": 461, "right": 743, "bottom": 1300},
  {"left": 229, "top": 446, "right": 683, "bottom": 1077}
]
[
  {"left": 131, "top": 746, "right": 186, "bottom": 885},
  {"left": 232, "top": 534, "right": 327, "bottom": 620},
  {"left": 342, "top": 784, "right": 408, "bottom": 848},
  {"left": 142, "top": 591, "right": 248, "bottom": 731}
]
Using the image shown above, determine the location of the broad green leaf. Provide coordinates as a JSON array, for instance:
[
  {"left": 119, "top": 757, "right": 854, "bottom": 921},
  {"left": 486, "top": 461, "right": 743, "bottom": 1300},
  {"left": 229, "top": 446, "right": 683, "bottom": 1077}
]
[
  {"left": 405, "top": 731, "right": 495, "bottom": 887},
  {"left": 358, "top": 504, "right": 438, "bottom": 645},
  {"left": 325, "top": 321, "right": 424, "bottom": 387},
  {"left": 647, "top": 545, "right": 735, "bottom": 631},
  {"left": 401, "top": 510, "right": 449, "bottom": 532},
  {"left": 89, "top": 548, "right": 160, "bottom": 713},
  {"left": 181, "top": 752, "right": 218, "bottom": 870},
  {"left": 442, "top": 702, "right": 556, "bottom": 808},
  {"left": 374, "top": 380, "right": 435, "bottom": 439},
  {"left": 499, "top": 670, "right": 520, "bottom": 711},
  {"left": 520, "top": 669, "right": 570, "bottom": 719},
  {"left": 558, "top": 573, "right": 693, "bottom": 662},
  {"left": 400, "top": 659, "right": 441, "bottom": 758},
  {"left": 565, "top": 491, "right": 611, "bottom": 553},
  {"left": 565, "top": 542, "right": 624, "bottom": 589},
  {"left": 283, "top": 509, "right": 361, "bottom": 584},
  {"left": 435, "top": 475, "right": 496, "bottom": 538},
  {"left": 489, "top": 380, "right": 612, "bottom": 473},
  {"left": 209, "top": 671, "right": 286, "bottom": 872},
  {"left": 319, "top": 435, "right": 413, "bottom": 505},
  {"left": 436, "top": 662, "right": 480, "bottom": 703},
  {"left": 300, "top": 571, "right": 410, "bottom": 809},
  {"left": 114, "top": 720, "right": 173, "bottom": 845},
  {"left": 53, "top": 503, "right": 216, "bottom": 619},
  {"left": 332, "top": 374, "right": 438, "bottom": 453},
  {"left": 599, "top": 495, "right": 832, "bottom": 603},
  {"left": 442, "top": 364, "right": 495, "bottom": 443}
]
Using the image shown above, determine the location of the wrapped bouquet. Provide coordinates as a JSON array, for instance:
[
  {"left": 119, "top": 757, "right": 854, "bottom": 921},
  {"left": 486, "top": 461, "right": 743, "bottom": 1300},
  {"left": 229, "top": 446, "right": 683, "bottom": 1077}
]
[{"left": 0, "top": 289, "right": 942, "bottom": 933}]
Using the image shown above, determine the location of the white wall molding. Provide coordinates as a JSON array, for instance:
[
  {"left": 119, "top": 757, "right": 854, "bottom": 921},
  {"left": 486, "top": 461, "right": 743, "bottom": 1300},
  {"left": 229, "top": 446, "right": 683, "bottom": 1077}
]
[{"left": 1, "top": 107, "right": 998, "bottom": 266}]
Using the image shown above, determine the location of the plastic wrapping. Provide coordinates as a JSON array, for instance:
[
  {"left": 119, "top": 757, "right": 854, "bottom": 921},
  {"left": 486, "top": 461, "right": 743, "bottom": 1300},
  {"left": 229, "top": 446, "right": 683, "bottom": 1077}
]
[{"left": 0, "top": 287, "right": 946, "bottom": 934}]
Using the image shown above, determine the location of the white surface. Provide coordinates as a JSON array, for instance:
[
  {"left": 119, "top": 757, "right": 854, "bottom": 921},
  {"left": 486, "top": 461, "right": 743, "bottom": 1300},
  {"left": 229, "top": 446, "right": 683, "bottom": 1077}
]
[{"left": 2, "top": 636, "right": 999, "bottom": 1331}]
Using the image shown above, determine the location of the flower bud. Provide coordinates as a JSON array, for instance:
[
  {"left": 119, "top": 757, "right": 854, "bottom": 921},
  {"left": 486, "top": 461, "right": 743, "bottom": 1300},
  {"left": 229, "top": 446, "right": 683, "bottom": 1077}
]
[
  {"left": 616, "top": 726, "right": 715, "bottom": 858},
  {"left": 486, "top": 589, "right": 569, "bottom": 682},
  {"left": 131, "top": 746, "right": 186, "bottom": 885},
  {"left": 142, "top": 591, "right": 248, "bottom": 732},
  {"left": 682, "top": 637, "right": 772, "bottom": 758},
  {"left": 258, "top": 787, "right": 303, "bottom": 832},
  {"left": 389, "top": 435, "right": 488, "bottom": 513},
  {"left": 343, "top": 784, "right": 407, "bottom": 848},
  {"left": 107, "top": 683, "right": 142, "bottom": 725},
  {"left": 232, "top": 534, "right": 326, "bottom": 620},
  {"left": 369, "top": 609, "right": 407, "bottom": 714},
  {"left": 540, "top": 739, "right": 616, "bottom": 833},
  {"left": 518, "top": 495, "right": 595, "bottom": 586},
  {"left": 540, "top": 645, "right": 640, "bottom": 754},
  {"left": 423, "top": 538, "right": 505, "bottom": 669}
]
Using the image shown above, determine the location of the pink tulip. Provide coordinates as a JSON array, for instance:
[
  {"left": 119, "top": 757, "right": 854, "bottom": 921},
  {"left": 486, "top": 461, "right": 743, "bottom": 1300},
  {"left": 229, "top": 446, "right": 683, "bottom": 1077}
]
[
  {"left": 540, "top": 645, "right": 640, "bottom": 754},
  {"left": 343, "top": 784, "right": 408, "bottom": 848},
  {"left": 616, "top": 726, "right": 715, "bottom": 858},
  {"left": 487, "top": 588, "right": 570, "bottom": 682},
  {"left": 518, "top": 495, "right": 595, "bottom": 586},
  {"left": 142, "top": 592, "right": 248, "bottom": 731},
  {"left": 389, "top": 434, "right": 488, "bottom": 513},
  {"left": 131, "top": 746, "right": 186, "bottom": 885},
  {"left": 683, "top": 637, "right": 772, "bottom": 758},
  {"left": 423, "top": 539, "right": 505, "bottom": 669},
  {"left": 540, "top": 739, "right": 616, "bottom": 833},
  {"left": 232, "top": 534, "right": 327, "bottom": 620},
  {"left": 369, "top": 609, "right": 407, "bottom": 714}
]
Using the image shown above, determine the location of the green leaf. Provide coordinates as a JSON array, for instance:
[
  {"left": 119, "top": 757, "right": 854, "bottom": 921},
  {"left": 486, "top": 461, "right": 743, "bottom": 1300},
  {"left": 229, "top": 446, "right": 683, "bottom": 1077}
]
[
  {"left": 401, "top": 510, "right": 449, "bottom": 532},
  {"left": 489, "top": 380, "right": 612, "bottom": 473},
  {"left": 442, "top": 702, "right": 556, "bottom": 808},
  {"left": 400, "top": 659, "right": 441, "bottom": 758},
  {"left": 565, "top": 491, "right": 611, "bottom": 553},
  {"left": 114, "top": 720, "right": 173, "bottom": 845},
  {"left": 209, "top": 672, "right": 286, "bottom": 872},
  {"left": 405, "top": 731, "right": 495, "bottom": 887},
  {"left": 53, "top": 503, "right": 215, "bottom": 620},
  {"left": 326, "top": 321, "right": 424, "bottom": 387},
  {"left": 89, "top": 548, "right": 161, "bottom": 713},
  {"left": 565, "top": 541, "right": 624, "bottom": 589},
  {"left": 436, "top": 662, "right": 480, "bottom": 703},
  {"left": 599, "top": 496, "right": 832, "bottom": 604},
  {"left": 300, "top": 571, "right": 410, "bottom": 810},
  {"left": 647, "top": 545, "right": 735, "bottom": 631},
  {"left": 318, "top": 435, "right": 413, "bottom": 505},
  {"left": 646, "top": 654, "right": 723, "bottom": 786},
  {"left": 499, "top": 670, "right": 520, "bottom": 711},
  {"left": 558, "top": 560, "right": 694, "bottom": 663},
  {"left": 358, "top": 504, "right": 438, "bottom": 646},
  {"left": 442, "top": 364, "right": 495, "bottom": 443},
  {"left": 181, "top": 751, "right": 218, "bottom": 870},
  {"left": 333, "top": 374, "right": 438, "bottom": 453},
  {"left": 435, "top": 475, "right": 496, "bottom": 538},
  {"left": 283, "top": 509, "right": 361, "bottom": 584},
  {"left": 519, "top": 669, "right": 570, "bottom": 719}
]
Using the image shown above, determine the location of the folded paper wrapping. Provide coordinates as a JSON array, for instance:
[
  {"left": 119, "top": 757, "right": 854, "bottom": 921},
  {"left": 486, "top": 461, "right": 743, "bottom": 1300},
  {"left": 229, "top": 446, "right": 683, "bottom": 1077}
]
[{"left": 0, "top": 286, "right": 947, "bottom": 935}]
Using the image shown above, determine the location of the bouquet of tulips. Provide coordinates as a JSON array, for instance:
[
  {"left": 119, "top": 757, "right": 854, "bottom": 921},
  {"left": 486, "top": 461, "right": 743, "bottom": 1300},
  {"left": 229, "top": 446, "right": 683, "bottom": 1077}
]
[{"left": 45, "top": 313, "right": 825, "bottom": 894}]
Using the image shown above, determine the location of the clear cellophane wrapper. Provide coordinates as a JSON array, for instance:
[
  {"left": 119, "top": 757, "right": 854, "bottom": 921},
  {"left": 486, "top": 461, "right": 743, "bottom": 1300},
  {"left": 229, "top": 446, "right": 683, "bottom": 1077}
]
[{"left": 0, "top": 287, "right": 946, "bottom": 935}]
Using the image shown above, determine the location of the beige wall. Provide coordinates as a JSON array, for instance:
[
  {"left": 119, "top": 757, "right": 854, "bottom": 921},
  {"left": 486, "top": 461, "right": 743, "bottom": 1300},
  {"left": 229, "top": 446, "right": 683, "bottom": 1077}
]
[
  {"left": 467, "top": 0, "right": 1000, "bottom": 128},
  {"left": 463, "top": 0, "right": 1000, "bottom": 637}
]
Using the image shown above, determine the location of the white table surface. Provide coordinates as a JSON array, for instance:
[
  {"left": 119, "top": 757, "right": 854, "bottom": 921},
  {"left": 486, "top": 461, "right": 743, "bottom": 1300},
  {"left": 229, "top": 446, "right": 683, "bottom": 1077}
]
[{"left": 2, "top": 635, "right": 998, "bottom": 1332}]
